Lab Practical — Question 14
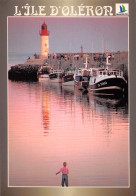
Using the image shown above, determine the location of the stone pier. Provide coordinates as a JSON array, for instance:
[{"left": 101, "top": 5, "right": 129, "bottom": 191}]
[{"left": 8, "top": 51, "right": 128, "bottom": 82}]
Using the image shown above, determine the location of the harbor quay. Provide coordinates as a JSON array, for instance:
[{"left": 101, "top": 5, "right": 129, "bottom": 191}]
[
  {"left": 8, "top": 51, "right": 128, "bottom": 82},
  {"left": 8, "top": 21, "right": 128, "bottom": 83}
]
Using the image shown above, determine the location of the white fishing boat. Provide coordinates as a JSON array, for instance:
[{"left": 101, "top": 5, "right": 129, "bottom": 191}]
[
  {"left": 37, "top": 65, "right": 50, "bottom": 80},
  {"left": 49, "top": 70, "right": 63, "bottom": 83}
]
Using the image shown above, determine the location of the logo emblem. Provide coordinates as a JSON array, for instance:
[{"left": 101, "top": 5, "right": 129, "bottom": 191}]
[{"left": 115, "top": 3, "right": 129, "bottom": 15}]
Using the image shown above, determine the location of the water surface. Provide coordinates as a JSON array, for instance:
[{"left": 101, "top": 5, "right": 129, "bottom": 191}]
[{"left": 8, "top": 80, "right": 129, "bottom": 187}]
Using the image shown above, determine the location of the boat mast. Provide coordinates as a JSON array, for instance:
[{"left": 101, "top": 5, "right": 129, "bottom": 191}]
[
  {"left": 106, "top": 55, "right": 111, "bottom": 69},
  {"left": 85, "top": 55, "right": 88, "bottom": 69}
]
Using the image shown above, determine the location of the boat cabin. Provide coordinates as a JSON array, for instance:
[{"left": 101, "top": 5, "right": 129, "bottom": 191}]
[
  {"left": 89, "top": 68, "right": 123, "bottom": 77},
  {"left": 74, "top": 69, "right": 82, "bottom": 76},
  {"left": 75, "top": 75, "right": 89, "bottom": 82}
]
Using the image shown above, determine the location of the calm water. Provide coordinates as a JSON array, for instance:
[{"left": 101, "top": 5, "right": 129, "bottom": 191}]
[
  {"left": 8, "top": 52, "right": 34, "bottom": 68},
  {"left": 8, "top": 79, "right": 129, "bottom": 187}
]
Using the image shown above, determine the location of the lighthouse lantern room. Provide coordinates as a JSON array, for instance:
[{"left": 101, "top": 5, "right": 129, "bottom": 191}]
[{"left": 39, "top": 22, "right": 50, "bottom": 59}]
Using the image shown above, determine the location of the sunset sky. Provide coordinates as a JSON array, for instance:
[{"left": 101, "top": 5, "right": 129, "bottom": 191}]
[{"left": 8, "top": 17, "right": 128, "bottom": 55}]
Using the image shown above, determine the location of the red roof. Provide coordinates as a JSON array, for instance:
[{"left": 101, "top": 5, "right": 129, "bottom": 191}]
[{"left": 39, "top": 22, "right": 50, "bottom": 36}]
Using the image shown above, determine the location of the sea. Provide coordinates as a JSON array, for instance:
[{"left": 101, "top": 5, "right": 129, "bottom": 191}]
[{"left": 8, "top": 52, "right": 129, "bottom": 187}]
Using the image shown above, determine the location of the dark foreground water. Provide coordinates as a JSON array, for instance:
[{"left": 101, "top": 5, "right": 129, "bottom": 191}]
[{"left": 8, "top": 79, "right": 129, "bottom": 187}]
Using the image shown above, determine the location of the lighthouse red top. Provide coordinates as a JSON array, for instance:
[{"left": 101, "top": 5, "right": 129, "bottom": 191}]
[{"left": 39, "top": 22, "right": 50, "bottom": 36}]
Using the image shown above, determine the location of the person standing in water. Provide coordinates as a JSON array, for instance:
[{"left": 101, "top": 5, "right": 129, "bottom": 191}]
[{"left": 56, "top": 162, "right": 69, "bottom": 187}]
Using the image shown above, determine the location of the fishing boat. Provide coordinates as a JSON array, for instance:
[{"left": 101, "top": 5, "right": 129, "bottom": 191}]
[
  {"left": 88, "top": 56, "right": 127, "bottom": 96},
  {"left": 62, "top": 74, "right": 74, "bottom": 86},
  {"left": 74, "top": 69, "right": 90, "bottom": 92},
  {"left": 49, "top": 70, "right": 63, "bottom": 83},
  {"left": 37, "top": 65, "right": 50, "bottom": 80},
  {"left": 74, "top": 68, "right": 82, "bottom": 79},
  {"left": 74, "top": 56, "right": 90, "bottom": 92}
]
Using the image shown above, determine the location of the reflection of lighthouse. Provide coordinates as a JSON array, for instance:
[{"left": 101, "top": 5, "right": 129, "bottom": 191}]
[
  {"left": 39, "top": 81, "right": 51, "bottom": 131},
  {"left": 42, "top": 90, "right": 50, "bottom": 131},
  {"left": 39, "top": 22, "right": 50, "bottom": 59}
]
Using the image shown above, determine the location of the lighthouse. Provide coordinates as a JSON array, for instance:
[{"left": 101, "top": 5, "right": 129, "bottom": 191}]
[{"left": 39, "top": 22, "right": 50, "bottom": 59}]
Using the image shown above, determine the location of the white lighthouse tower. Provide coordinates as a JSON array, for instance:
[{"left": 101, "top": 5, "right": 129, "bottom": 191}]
[{"left": 39, "top": 22, "right": 50, "bottom": 59}]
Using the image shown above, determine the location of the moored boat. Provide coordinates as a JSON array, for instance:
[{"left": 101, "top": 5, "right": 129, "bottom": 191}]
[
  {"left": 62, "top": 74, "right": 74, "bottom": 86},
  {"left": 89, "top": 68, "right": 127, "bottom": 96},
  {"left": 49, "top": 70, "right": 63, "bottom": 83},
  {"left": 37, "top": 65, "right": 50, "bottom": 80},
  {"left": 74, "top": 68, "right": 82, "bottom": 80},
  {"left": 74, "top": 69, "right": 90, "bottom": 92}
]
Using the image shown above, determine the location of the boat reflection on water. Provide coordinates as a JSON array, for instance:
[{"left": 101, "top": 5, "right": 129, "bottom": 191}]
[
  {"left": 74, "top": 87, "right": 90, "bottom": 107},
  {"left": 39, "top": 80, "right": 128, "bottom": 133},
  {"left": 9, "top": 79, "right": 129, "bottom": 186},
  {"left": 89, "top": 93, "right": 128, "bottom": 111},
  {"left": 62, "top": 85, "right": 75, "bottom": 95},
  {"left": 74, "top": 86, "right": 128, "bottom": 114}
]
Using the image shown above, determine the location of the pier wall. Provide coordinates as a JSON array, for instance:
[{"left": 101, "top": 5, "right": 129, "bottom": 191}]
[{"left": 8, "top": 51, "right": 128, "bottom": 82}]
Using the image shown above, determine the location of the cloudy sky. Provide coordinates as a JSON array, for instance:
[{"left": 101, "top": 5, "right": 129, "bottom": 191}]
[{"left": 8, "top": 17, "right": 128, "bottom": 55}]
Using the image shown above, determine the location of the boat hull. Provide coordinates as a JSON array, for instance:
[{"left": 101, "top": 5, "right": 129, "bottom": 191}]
[
  {"left": 74, "top": 75, "right": 89, "bottom": 91},
  {"left": 89, "top": 77, "right": 127, "bottom": 96},
  {"left": 38, "top": 74, "right": 49, "bottom": 80},
  {"left": 49, "top": 72, "right": 62, "bottom": 83},
  {"left": 49, "top": 78, "right": 62, "bottom": 83},
  {"left": 62, "top": 74, "right": 74, "bottom": 86},
  {"left": 62, "top": 80, "right": 74, "bottom": 86},
  {"left": 75, "top": 81, "right": 89, "bottom": 91}
]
